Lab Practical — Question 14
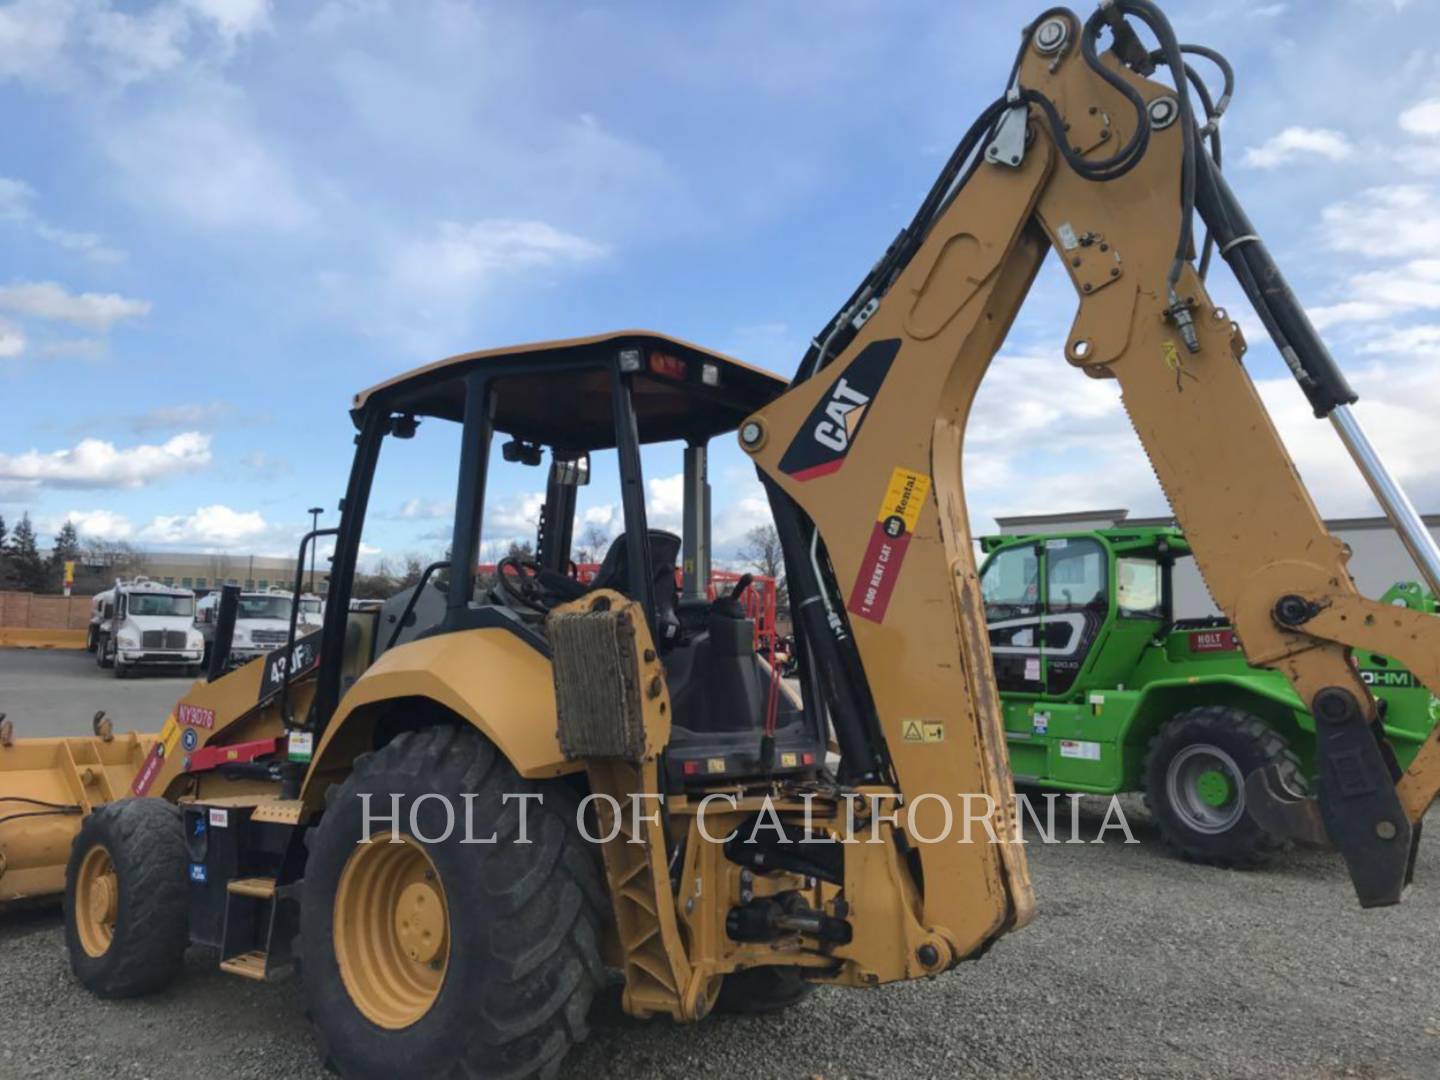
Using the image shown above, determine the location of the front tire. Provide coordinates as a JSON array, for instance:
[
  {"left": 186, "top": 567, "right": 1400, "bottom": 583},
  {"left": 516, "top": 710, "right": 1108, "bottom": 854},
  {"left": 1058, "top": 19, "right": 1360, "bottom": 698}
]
[
  {"left": 96, "top": 633, "right": 113, "bottom": 669},
  {"left": 64, "top": 798, "right": 189, "bottom": 998},
  {"left": 1144, "top": 705, "right": 1305, "bottom": 868},
  {"left": 300, "top": 726, "right": 606, "bottom": 1080}
]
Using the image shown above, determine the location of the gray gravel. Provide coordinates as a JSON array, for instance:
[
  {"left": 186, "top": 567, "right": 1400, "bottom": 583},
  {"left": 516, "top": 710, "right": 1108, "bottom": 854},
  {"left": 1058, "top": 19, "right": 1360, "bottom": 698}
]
[{"left": 4, "top": 649, "right": 1440, "bottom": 1078}]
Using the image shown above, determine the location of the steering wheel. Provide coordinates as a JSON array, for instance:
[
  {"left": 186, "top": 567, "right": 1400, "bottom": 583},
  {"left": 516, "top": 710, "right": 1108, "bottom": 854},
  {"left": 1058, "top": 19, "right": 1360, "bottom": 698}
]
[{"left": 496, "top": 556, "right": 552, "bottom": 613}]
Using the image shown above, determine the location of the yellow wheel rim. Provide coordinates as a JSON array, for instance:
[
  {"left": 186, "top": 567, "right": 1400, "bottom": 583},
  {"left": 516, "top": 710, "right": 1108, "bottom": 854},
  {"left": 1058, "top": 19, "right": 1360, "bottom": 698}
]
[
  {"left": 75, "top": 844, "right": 119, "bottom": 959},
  {"left": 334, "top": 832, "right": 450, "bottom": 1029}
]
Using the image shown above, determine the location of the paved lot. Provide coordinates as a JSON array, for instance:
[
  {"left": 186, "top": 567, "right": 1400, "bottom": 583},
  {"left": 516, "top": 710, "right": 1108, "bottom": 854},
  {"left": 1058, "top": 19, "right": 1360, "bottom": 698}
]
[
  {"left": 3, "top": 647, "right": 1440, "bottom": 1078},
  {"left": 0, "top": 646, "right": 195, "bottom": 738}
]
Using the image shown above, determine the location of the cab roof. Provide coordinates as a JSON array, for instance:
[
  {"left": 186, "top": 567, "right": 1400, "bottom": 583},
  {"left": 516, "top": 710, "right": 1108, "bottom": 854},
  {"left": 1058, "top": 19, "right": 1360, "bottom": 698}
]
[
  {"left": 979, "top": 526, "right": 1192, "bottom": 557},
  {"left": 351, "top": 330, "right": 790, "bottom": 449}
]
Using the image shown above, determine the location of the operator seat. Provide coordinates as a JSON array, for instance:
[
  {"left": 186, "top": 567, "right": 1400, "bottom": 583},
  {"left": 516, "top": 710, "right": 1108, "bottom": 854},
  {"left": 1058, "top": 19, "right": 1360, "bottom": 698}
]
[{"left": 589, "top": 530, "right": 682, "bottom": 646}]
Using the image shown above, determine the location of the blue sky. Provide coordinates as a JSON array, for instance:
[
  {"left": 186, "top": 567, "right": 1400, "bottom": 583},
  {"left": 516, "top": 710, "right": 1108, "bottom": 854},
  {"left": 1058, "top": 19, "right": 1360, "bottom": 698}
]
[{"left": 2, "top": 0, "right": 1439, "bottom": 573}]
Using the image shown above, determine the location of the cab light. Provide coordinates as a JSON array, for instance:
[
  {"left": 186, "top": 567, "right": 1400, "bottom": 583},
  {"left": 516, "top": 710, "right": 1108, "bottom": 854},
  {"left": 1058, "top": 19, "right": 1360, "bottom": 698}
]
[{"left": 649, "top": 352, "right": 686, "bottom": 379}]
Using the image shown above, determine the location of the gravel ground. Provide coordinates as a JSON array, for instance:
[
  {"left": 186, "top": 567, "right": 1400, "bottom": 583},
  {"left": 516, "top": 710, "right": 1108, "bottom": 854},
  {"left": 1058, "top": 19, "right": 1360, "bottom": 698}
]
[{"left": 3, "top": 649, "right": 1439, "bottom": 1078}]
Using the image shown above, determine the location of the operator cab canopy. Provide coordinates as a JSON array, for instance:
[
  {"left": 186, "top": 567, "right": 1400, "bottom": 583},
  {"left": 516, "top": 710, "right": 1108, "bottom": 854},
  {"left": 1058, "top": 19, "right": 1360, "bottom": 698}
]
[
  {"left": 346, "top": 329, "right": 790, "bottom": 647},
  {"left": 341, "top": 331, "right": 819, "bottom": 788},
  {"left": 352, "top": 330, "right": 787, "bottom": 449}
]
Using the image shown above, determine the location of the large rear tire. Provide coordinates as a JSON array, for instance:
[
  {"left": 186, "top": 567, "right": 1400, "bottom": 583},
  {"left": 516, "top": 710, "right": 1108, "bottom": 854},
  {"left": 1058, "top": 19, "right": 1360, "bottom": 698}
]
[
  {"left": 300, "top": 726, "right": 606, "bottom": 1080},
  {"left": 64, "top": 798, "right": 189, "bottom": 998},
  {"left": 1144, "top": 705, "right": 1305, "bottom": 868}
]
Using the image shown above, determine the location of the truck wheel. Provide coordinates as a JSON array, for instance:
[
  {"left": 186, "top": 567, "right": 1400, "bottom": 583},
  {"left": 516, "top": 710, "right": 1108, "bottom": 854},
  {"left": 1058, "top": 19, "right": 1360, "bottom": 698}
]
[
  {"left": 300, "top": 726, "right": 606, "bottom": 1080},
  {"left": 64, "top": 798, "right": 189, "bottom": 998},
  {"left": 96, "top": 634, "right": 113, "bottom": 669},
  {"left": 1144, "top": 705, "right": 1305, "bottom": 868},
  {"left": 716, "top": 966, "right": 815, "bottom": 1014}
]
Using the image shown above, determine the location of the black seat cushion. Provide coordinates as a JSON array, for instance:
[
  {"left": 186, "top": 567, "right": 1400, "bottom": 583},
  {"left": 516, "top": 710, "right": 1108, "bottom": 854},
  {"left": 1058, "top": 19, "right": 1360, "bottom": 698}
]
[{"left": 591, "top": 530, "right": 682, "bottom": 644}]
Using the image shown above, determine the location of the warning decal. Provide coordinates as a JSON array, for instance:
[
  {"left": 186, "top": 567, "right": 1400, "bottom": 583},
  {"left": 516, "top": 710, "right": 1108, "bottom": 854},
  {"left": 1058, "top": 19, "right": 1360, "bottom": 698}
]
[
  {"left": 847, "top": 467, "right": 931, "bottom": 623},
  {"left": 132, "top": 716, "right": 181, "bottom": 796},
  {"left": 901, "top": 720, "right": 946, "bottom": 743}
]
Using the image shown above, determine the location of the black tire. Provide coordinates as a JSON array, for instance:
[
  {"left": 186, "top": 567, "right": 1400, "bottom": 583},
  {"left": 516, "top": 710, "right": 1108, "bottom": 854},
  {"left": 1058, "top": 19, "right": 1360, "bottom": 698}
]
[
  {"left": 300, "top": 726, "right": 607, "bottom": 1080},
  {"left": 85, "top": 626, "right": 97, "bottom": 652},
  {"left": 716, "top": 966, "right": 815, "bottom": 1014},
  {"left": 1143, "top": 705, "right": 1305, "bottom": 868},
  {"left": 64, "top": 798, "right": 189, "bottom": 998},
  {"left": 96, "top": 633, "right": 113, "bottom": 669}
]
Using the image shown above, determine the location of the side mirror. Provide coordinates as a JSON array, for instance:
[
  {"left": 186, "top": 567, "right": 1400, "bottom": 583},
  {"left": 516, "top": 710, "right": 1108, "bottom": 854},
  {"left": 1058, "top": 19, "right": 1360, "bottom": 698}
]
[{"left": 551, "top": 452, "right": 590, "bottom": 487}]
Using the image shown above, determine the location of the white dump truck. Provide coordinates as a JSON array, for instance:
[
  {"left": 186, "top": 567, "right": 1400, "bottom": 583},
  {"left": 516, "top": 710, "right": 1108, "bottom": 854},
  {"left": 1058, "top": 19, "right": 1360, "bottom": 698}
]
[
  {"left": 89, "top": 577, "right": 204, "bottom": 678},
  {"left": 194, "top": 587, "right": 323, "bottom": 669}
]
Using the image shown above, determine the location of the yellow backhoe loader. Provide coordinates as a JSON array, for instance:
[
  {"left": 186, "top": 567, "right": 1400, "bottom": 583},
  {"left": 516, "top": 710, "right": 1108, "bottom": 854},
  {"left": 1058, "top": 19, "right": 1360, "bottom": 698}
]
[{"left": 5, "top": 2, "right": 1440, "bottom": 1076}]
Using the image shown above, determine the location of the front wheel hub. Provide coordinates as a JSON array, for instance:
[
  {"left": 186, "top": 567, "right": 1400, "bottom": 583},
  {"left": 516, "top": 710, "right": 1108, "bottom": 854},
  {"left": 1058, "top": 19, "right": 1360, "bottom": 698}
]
[{"left": 334, "top": 833, "right": 451, "bottom": 1029}]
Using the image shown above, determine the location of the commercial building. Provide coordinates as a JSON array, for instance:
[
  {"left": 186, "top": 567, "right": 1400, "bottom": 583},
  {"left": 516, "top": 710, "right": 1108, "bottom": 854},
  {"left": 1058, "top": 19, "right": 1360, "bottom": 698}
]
[{"left": 95, "top": 552, "right": 317, "bottom": 595}]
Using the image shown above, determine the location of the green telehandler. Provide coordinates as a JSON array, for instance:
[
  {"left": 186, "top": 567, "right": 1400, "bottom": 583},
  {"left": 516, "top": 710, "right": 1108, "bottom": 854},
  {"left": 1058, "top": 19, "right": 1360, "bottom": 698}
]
[{"left": 979, "top": 526, "right": 1438, "bottom": 866}]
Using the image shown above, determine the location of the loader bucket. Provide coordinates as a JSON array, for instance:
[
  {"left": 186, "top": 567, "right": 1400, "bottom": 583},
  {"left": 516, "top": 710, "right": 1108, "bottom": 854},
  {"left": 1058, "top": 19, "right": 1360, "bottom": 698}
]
[{"left": 0, "top": 723, "right": 155, "bottom": 904}]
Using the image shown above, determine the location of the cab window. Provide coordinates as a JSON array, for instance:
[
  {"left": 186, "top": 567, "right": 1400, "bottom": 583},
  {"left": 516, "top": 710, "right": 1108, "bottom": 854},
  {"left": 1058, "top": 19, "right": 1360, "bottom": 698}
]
[
  {"left": 1045, "top": 539, "right": 1105, "bottom": 612},
  {"left": 981, "top": 544, "right": 1039, "bottom": 621},
  {"left": 1116, "top": 557, "right": 1163, "bottom": 619}
]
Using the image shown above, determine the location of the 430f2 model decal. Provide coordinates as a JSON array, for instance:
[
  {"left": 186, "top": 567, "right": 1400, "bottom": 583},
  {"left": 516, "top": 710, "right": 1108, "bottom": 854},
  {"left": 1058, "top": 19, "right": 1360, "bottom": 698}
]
[{"left": 778, "top": 338, "right": 900, "bottom": 481}]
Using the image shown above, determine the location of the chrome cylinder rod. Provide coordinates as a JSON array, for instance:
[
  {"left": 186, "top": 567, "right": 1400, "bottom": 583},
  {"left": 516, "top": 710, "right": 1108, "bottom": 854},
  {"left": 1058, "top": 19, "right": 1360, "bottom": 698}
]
[{"left": 1330, "top": 403, "right": 1440, "bottom": 596}]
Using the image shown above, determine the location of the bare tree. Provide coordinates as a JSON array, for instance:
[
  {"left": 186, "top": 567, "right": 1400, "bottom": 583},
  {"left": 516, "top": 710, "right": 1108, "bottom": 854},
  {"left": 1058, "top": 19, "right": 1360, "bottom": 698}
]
[
  {"left": 574, "top": 523, "right": 611, "bottom": 565},
  {"left": 737, "top": 524, "right": 783, "bottom": 580}
]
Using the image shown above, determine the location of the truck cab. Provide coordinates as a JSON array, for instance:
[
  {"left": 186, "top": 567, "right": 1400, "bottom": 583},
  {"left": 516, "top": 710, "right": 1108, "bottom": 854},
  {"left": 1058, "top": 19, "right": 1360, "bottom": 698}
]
[
  {"left": 92, "top": 577, "right": 203, "bottom": 678},
  {"left": 196, "top": 588, "right": 322, "bottom": 669}
]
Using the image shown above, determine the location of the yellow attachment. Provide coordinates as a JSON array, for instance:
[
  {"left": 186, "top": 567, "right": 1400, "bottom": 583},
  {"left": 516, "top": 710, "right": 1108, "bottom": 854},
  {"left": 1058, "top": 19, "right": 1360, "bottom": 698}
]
[
  {"left": 74, "top": 844, "right": 117, "bottom": 958},
  {"left": 0, "top": 732, "right": 154, "bottom": 903},
  {"left": 0, "top": 629, "right": 86, "bottom": 649},
  {"left": 333, "top": 832, "right": 450, "bottom": 1030}
]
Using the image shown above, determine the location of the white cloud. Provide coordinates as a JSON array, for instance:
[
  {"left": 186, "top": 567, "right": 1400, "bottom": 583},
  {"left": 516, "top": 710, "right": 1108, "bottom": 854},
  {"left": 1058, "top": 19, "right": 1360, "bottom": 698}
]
[
  {"left": 129, "top": 401, "right": 228, "bottom": 433},
  {"left": 0, "top": 281, "right": 150, "bottom": 331},
  {"left": 0, "top": 317, "right": 25, "bottom": 358},
  {"left": 0, "top": 0, "right": 73, "bottom": 86},
  {"left": 1241, "top": 127, "right": 1354, "bottom": 169},
  {"left": 105, "top": 100, "right": 310, "bottom": 230},
  {"left": 1400, "top": 97, "right": 1440, "bottom": 137},
  {"left": 646, "top": 472, "right": 684, "bottom": 530},
  {"left": 1320, "top": 185, "right": 1440, "bottom": 258},
  {"left": 0, "top": 176, "right": 124, "bottom": 262},
  {"left": 394, "top": 496, "right": 454, "bottom": 520},
  {"left": 85, "top": 4, "right": 190, "bottom": 85},
  {"left": 138, "top": 503, "right": 268, "bottom": 546},
  {"left": 60, "top": 508, "right": 134, "bottom": 541},
  {"left": 183, "top": 0, "right": 271, "bottom": 41},
  {"left": 39, "top": 338, "right": 104, "bottom": 359},
  {"left": 392, "top": 219, "right": 607, "bottom": 301},
  {"left": 481, "top": 490, "right": 545, "bottom": 546},
  {"left": 0, "top": 432, "right": 211, "bottom": 489}
]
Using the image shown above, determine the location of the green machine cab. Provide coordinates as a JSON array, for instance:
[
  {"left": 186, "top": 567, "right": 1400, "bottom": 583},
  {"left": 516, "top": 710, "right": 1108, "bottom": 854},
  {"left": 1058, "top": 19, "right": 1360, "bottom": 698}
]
[{"left": 978, "top": 527, "right": 1439, "bottom": 866}]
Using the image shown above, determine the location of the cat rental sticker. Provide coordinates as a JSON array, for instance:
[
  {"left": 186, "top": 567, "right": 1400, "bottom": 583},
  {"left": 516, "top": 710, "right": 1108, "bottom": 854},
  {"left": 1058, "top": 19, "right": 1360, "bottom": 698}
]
[{"left": 847, "top": 466, "right": 931, "bottom": 623}]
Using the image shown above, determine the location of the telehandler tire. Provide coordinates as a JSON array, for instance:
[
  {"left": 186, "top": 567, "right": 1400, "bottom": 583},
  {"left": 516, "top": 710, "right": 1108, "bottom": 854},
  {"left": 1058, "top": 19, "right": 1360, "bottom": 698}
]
[
  {"left": 716, "top": 965, "right": 815, "bottom": 1014},
  {"left": 64, "top": 798, "right": 189, "bottom": 998},
  {"left": 299, "top": 725, "right": 606, "bottom": 1080},
  {"left": 1144, "top": 705, "right": 1304, "bottom": 868}
]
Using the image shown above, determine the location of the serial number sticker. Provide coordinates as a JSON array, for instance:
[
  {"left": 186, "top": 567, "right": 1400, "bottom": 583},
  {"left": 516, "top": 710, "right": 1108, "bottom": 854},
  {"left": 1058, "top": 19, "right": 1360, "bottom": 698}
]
[
  {"left": 1059, "top": 740, "right": 1102, "bottom": 761},
  {"left": 846, "top": 466, "right": 932, "bottom": 624},
  {"left": 177, "top": 703, "right": 216, "bottom": 729},
  {"left": 209, "top": 808, "right": 229, "bottom": 828}
]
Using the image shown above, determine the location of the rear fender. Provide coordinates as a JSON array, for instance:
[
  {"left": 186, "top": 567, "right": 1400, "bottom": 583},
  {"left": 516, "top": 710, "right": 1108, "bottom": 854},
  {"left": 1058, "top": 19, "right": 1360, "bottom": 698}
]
[{"left": 301, "top": 628, "right": 577, "bottom": 809}]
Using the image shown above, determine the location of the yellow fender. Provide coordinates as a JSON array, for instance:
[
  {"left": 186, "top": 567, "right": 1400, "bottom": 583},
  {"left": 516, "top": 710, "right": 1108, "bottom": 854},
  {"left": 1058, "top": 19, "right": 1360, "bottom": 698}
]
[{"left": 301, "top": 628, "right": 579, "bottom": 807}]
